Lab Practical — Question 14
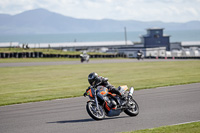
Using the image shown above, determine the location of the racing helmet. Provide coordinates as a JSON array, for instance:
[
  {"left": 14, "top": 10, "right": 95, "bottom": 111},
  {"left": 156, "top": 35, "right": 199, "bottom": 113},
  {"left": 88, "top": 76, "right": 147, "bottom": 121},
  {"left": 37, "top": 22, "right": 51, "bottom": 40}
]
[{"left": 88, "top": 72, "right": 98, "bottom": 86}]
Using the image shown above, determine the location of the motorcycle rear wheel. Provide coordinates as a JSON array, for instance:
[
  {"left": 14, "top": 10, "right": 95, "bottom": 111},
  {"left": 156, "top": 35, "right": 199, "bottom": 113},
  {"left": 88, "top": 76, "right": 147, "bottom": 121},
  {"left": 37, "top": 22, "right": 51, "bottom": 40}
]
[
  {"left": 86, "top": 101, "right": 105, "bottom": 120},
  {"left": 124, "top": 98, "right": 139, "bottom": 116}
]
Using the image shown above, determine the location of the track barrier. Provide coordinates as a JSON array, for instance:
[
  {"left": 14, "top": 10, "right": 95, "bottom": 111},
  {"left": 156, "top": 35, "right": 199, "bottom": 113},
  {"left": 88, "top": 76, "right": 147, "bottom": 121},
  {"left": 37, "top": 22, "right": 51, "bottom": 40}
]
[
  {"left": 0, "top": 52, "right": 124, "bottom": 59},
  {"left": 0, "top": 52, "right": 200, "bottom": 59}
]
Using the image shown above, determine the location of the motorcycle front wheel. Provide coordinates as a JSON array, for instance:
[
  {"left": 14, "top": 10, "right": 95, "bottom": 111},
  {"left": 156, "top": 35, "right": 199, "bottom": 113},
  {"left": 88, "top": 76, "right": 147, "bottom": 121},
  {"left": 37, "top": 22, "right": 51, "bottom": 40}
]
[
  {"left": 86, "top": 101, "right": 105, "bottom": 120},
  {"left": 124, "top": 98, "right": 139, "bottom": 116}
]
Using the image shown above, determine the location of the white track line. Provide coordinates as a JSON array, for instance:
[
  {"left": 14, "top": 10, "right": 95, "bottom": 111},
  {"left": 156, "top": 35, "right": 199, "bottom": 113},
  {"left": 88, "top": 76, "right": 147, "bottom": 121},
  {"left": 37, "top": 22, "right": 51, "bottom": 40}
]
[{"left": 170, "top": 120, "right": 200, "bottom": 126}]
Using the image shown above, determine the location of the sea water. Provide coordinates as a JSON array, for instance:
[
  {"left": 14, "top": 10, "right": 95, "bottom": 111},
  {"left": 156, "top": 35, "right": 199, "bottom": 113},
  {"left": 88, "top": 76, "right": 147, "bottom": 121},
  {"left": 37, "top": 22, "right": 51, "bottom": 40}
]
[{"left": 0, "top": 30, "right": 200, "bottom": 44}]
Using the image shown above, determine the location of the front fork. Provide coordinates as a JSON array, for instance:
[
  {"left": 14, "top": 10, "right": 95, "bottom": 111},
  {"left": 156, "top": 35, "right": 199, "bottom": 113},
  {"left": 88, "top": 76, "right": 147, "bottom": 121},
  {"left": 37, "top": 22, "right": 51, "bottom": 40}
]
[
  {"left": 126, "top": 87, "right": 134, "bottom": 107},
  {"left": 94, "top": 91, "right": 100, "bottom": 111}
]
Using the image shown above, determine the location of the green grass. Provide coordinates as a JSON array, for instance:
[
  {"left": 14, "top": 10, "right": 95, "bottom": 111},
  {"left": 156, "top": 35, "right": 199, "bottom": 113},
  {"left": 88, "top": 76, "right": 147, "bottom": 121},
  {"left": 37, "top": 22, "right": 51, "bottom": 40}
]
[
  {"left": 123, "top": 121, "right": 200, "bottom": 133},
  {"left": 0, "top": 58, "right": 124, "bottom": 63},
  {"left": 0, "top": 58, "right": 80, "bottom": 63},
  {"left": 0, "top": 48, "right": 81, "bottom": 54},
  {"left": 0, "top": 48, "right": 116, "bottom": 55},
  {"left": 0, "top": 60, "right": 200, "bottom": 106}
]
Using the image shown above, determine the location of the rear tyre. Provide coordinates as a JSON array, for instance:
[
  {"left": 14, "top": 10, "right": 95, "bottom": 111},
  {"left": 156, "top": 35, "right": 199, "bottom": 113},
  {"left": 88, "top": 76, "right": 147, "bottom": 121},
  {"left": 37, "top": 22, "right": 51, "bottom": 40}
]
[
  {"left": 86, "top": 101, "right": 105, "bottom": 120},
  {"left": 124, "top": 98, "right": 139, "bottom": 116}
]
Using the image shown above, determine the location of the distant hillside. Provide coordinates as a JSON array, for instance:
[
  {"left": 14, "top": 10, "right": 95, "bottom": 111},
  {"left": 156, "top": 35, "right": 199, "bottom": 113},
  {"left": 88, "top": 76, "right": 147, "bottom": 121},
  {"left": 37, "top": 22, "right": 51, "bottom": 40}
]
[{"left": 0, "top": 8, "right": 200, "bottom": 34}]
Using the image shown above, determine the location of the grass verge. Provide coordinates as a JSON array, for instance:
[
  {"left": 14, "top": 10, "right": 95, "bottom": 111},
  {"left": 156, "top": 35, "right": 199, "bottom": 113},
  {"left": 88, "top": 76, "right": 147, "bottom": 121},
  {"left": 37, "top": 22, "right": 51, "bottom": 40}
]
[
  {"left": 123, "top": 121, "right": 200, "bottom": 133},
  {"left": 0, "top": 60, "right": 200, "bottom": 106},
  {"left": 0, "top": 48, "right": 81, "bottom": 54},
  {"left": 0, "top": 48, "right": 116, "bottom": 55},
  {"left": 0, "top": 57, "right": 124, "bottom": 63},
  {"left": 0, "top": 58, "right": 79, "bottom": 63}
]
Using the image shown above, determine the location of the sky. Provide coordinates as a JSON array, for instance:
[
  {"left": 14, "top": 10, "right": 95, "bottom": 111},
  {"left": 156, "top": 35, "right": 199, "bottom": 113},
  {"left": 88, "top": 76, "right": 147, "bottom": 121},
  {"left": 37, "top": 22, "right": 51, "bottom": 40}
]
[{"left": 0, "top": 0, "right": 200, "bottom": 22}]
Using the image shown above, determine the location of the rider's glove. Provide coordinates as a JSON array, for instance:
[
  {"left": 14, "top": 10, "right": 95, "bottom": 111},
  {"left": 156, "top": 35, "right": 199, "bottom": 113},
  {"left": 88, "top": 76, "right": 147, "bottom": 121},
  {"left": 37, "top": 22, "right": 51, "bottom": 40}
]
[{"left": 83, "top": 92, "right": 87, "bottom": 97}]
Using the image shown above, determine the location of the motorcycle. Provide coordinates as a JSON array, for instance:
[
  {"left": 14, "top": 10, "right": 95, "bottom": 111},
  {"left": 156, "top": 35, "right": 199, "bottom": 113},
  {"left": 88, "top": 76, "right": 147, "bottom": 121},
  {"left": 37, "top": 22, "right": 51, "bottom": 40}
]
[
  {"left": 80, "top": 53, "right": 90, "bottom": 63},
  {"left": 84, "top": 85, "right": 139, "bottom": 120},
  {"left": 137, "top": 52, "right": 144, "bottom": 60}
]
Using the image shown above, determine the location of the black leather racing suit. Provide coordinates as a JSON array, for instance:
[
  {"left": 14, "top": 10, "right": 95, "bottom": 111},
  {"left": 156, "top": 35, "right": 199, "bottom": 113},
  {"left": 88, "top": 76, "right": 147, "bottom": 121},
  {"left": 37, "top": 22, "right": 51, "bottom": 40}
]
[{"left": 90, "top": 76, "right": 122, "bottom": 96}]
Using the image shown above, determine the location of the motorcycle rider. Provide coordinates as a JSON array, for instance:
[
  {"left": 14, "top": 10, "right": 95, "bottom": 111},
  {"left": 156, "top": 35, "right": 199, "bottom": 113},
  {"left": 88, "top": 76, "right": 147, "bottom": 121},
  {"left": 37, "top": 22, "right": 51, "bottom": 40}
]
[
  {"left": 84, "top": 72, "right": 126, "bottom": 105},
  {"left": 137, "top": 50, "right": 143, "bottom": 60}
]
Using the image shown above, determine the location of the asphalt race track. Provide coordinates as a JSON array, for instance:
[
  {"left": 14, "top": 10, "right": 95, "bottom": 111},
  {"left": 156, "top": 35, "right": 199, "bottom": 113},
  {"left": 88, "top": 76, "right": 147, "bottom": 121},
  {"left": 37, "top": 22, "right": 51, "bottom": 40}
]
[
  {"left": 0, "top": 58, "right": 188, "bottom": 67},
  {"left": 0, "top": 83, "right": 200, "bottom": 133}
]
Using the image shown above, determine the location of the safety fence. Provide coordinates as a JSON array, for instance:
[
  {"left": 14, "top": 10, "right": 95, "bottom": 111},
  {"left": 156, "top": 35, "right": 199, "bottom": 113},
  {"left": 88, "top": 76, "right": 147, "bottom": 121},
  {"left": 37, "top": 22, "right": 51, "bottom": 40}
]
[
  {"left": 1, "top": 52, "right": 199, "bottom": 59},
  {"left": 146, "top": 56, "right": 200, "bottom": 59},
  {"left": 0, "top": 52, "right": 126, "bottom": 58}
]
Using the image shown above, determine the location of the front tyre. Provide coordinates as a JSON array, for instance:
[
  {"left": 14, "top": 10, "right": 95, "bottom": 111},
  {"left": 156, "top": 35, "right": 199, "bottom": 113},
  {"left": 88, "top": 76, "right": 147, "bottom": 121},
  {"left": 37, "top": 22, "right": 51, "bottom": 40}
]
[
  {"left": 124, "top": 98, "right": 139, "bottom": 116},
  {"left": 86, "top": 101, "right": 105, "bottom": 120}
]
